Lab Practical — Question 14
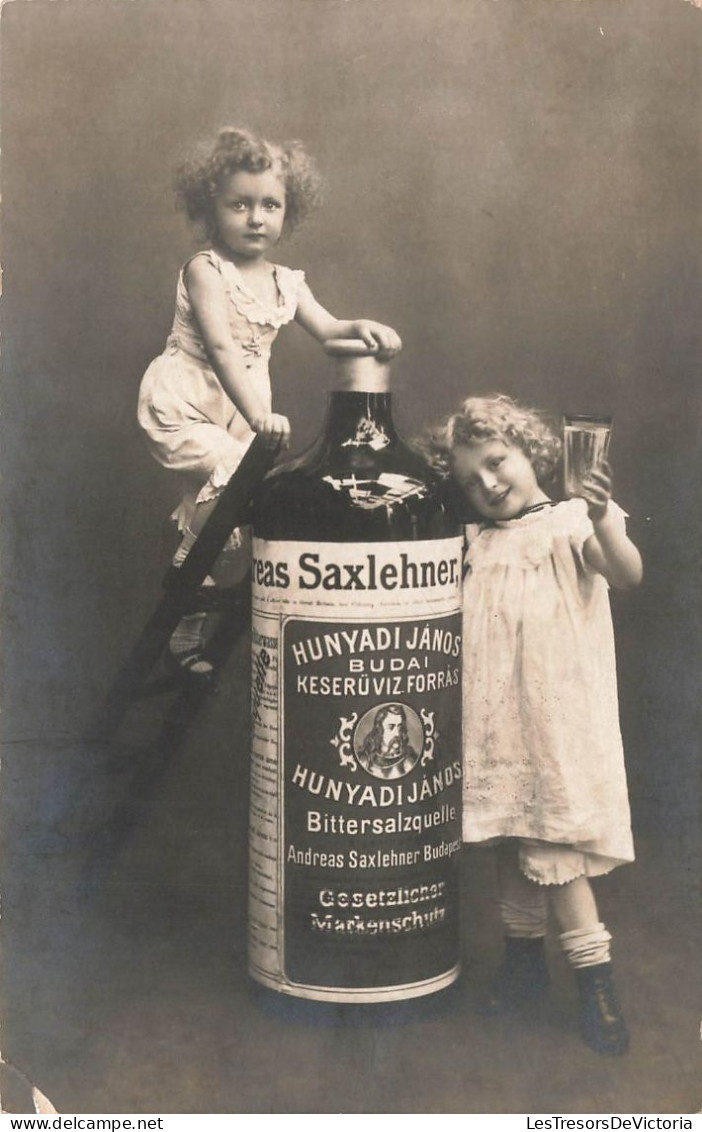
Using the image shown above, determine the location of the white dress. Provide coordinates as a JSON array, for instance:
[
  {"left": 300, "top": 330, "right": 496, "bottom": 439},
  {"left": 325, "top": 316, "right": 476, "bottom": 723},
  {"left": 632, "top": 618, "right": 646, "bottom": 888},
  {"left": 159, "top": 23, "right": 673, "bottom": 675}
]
[
  {"left": 461, "top": 498, "right": 634, "bottom": 877},
  {"left": 137, "top": 248, "right": 305, "bottom": 534}
]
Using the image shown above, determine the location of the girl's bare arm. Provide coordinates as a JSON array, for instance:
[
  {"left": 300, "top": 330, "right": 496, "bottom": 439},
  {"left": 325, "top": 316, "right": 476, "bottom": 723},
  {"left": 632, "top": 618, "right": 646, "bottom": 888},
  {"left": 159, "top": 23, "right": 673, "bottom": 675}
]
[
  {"left": 581, "top": 465, "right": 643, "bottom": 589},
  {"left": 294, "top": 282, "right": 402, "bottom": 357}
]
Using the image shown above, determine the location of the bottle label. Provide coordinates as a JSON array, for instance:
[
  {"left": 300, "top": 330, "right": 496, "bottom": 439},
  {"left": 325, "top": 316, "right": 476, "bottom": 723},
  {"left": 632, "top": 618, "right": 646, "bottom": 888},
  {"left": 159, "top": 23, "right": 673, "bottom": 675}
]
[{"left": 249, "top": 537, "right": 463, "bottom": 1002}]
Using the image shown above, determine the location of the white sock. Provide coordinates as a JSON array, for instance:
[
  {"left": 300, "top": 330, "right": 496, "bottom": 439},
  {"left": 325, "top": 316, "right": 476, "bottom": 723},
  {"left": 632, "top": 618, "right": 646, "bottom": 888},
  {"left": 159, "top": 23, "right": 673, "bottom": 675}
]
[
  {"left": 497, "top": 852, "right": 549, "bottom": 938},
  {"left": 172, "top": 527, "right": 197, "bottom": 568},
  {"left": 500, "top": 888, "right": 549, "bottom": 939},
  {"left": 172, "top": 528, "right": 215, "bottom": 588},
  {"left": 559, "top": 923, "right": 612, "bottom": 969}
]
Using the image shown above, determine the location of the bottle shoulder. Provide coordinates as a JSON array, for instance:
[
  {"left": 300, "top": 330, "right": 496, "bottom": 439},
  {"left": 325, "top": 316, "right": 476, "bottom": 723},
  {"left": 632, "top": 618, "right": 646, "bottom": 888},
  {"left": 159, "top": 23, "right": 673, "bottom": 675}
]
[{"left": 252, "top": 437, "right": 460, "bottom": 541}]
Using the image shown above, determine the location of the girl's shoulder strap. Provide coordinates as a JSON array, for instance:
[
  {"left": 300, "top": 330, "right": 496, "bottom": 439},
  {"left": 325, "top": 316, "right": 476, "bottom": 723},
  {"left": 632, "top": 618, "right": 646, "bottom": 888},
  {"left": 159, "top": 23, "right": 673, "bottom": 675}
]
[
  {"left": 181, "top": 248, "right": 223, "bottom": 277},
  {"left": 272, "top": 262, "right": 306, "bottom": 292},
  {"left": 464, "top": 521, "right": 489, "bottom": 543},
  {"left": 273, "top": 262, "right": 305, "bottom": 280}
]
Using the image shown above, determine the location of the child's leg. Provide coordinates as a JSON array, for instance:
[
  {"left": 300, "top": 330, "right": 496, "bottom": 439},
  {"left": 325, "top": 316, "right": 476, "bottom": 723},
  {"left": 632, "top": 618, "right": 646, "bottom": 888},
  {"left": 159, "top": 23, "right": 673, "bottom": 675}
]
[
  {"left": 169, "top": 512, "right": 252, "bottom": 677},
  {"left": 168, "top": 524, "right": 217, "bottom": 677},
  {"left": 549, "top": 874, "right": 613, "bottom": 972},
  {"left": 529, "top": 860, "right": 629, "bottom": 1056},
  {"left": 556, "top": 888, "right": 628, "bottom": 1055},
  {"left": 150, "top": 425, "right": 254, "bottom": 676},
  {"left": 496, "top": 840, "right": 549, "bottom": 938},
  {"left": 549, "top": 874, "right": 601, "bottom": 934},
  {"left": 168, "top": 494, "right": 226, "bottom": 676},
  {"left": 182, "top": 498, "right": 218, "bottom": 538},
  {"left": 485, "top": 841, "right": 549, "bottom": 1013}
]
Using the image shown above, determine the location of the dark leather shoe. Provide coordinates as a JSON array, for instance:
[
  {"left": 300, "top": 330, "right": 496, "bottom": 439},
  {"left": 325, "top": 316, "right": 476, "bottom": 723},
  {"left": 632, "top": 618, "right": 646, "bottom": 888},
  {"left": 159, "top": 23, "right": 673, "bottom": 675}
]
[
  {"left": 576, "top": 962, "right": 630, "bottom": 1055},
  {"left": 483, "top": 936, "right": 550, "bottom": 1015}
]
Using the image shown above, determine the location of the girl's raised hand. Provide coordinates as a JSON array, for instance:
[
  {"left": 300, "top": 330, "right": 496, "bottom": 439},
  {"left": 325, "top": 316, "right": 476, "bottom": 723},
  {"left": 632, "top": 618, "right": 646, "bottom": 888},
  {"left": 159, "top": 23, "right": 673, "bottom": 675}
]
[
  {"left": 580, "top": 461, "right": 613, "bottom": 523},
  {"left": 350, "top": 320, "right": 402, "bottom": 359},
  {"left": 251, "top": 411, "right": 291, "bottom": 451}
]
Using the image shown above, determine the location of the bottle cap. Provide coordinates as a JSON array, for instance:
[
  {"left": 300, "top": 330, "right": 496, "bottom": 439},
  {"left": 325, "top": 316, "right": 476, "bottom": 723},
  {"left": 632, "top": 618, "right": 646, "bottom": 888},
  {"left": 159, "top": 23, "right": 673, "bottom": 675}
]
[{"left": 323, "top": 339, "right": 391, "bottom": 392}]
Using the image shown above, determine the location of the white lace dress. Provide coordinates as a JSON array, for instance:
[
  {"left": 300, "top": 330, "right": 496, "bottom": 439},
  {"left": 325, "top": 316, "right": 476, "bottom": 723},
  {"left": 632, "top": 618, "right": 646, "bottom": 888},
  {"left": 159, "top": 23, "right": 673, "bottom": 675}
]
[
  {"left": 461, "top": 498, "right": 634, "bottom": 878},
  {"left": 137, "top": 248, "right": 305, "bottom": 534}
]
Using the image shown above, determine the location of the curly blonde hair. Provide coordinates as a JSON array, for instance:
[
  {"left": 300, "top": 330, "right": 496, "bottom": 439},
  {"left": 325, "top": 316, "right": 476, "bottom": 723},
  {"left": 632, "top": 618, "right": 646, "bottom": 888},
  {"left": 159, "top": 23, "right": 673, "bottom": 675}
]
[
  {"left": 420, "top": 394, "right": 561, "bottom": 485},
  {"left": 174, "top": 126, "right": 322, "bottom": 239}
]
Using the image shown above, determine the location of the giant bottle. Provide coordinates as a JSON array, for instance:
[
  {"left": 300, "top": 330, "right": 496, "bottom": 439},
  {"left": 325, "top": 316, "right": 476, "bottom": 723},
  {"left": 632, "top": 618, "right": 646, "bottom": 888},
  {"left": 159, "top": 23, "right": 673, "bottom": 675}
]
[{"left": 248, "top": 341, "right": 463, "bottom": 1002}]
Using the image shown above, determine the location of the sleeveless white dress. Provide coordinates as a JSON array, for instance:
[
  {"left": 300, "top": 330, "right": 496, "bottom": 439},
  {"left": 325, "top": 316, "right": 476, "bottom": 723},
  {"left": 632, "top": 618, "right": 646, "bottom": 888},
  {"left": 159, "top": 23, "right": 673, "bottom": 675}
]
[
  {"left": 461, "top": 498, "right": 635, "bottom": 879},
  {"left": 137, "top": 248, "right": 305, "bottom": 534}
]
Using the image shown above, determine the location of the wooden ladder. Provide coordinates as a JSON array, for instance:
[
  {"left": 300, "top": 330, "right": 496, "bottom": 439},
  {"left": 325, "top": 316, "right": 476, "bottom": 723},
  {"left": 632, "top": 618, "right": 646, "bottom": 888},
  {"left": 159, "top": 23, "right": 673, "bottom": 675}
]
[{"left": 91, "top": 436, "right": 278, "bottom": 738}]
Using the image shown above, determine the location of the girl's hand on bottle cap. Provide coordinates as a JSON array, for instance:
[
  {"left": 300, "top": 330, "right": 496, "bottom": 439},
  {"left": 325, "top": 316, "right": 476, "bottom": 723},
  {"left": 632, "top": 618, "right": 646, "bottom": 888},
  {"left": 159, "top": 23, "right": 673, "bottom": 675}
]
[
  {"left": 352, "top": 320, "right": 402, "bottom": 359},
  {"left": 253, "top": 412, "right": 291, "bottom": 451},
  {"left": 580, "top": 460, "right": 613, "bottom": 522}
]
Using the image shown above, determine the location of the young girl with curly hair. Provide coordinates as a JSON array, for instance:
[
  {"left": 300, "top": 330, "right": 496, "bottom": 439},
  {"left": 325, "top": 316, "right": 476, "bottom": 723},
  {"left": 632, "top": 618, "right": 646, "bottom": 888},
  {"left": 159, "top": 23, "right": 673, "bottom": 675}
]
[
  {"left": 426, "top": 394, "right": 643, "bottom": 1056},
  {"left": 138, "top": 127, "right": 400, "bottom": 676}
]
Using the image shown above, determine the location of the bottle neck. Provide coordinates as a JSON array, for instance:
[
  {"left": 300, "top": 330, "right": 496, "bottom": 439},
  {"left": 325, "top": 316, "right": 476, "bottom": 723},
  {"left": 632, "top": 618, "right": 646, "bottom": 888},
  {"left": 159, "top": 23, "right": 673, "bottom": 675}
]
[
  {"left": 322, "top": 390, "right": 398, "bottom": 447},
  {"left": 328, "top": 352, "right": 391, "bottom": 394},
  {"left": 321, "top": 349, "right": 396, "bottom": 446}
]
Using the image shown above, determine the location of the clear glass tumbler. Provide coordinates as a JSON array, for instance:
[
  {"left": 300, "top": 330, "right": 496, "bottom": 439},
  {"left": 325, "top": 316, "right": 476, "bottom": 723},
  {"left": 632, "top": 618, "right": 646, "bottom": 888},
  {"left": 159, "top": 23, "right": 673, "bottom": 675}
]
[{"left": 563, "top": 414, "right": 612, "bottom": 497}]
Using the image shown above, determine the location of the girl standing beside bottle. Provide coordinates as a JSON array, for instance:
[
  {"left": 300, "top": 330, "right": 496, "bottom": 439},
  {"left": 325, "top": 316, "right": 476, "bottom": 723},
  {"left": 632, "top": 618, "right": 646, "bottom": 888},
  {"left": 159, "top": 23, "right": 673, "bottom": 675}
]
[{"left": 425, "top": 393, "right": 643, "bottom": 1055}]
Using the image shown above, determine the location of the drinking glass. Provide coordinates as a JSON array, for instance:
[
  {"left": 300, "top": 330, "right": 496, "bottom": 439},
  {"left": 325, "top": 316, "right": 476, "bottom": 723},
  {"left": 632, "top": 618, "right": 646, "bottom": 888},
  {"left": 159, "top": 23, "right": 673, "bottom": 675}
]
[{"left": 563, "top": 414, "right": 612, "bottom": 497}]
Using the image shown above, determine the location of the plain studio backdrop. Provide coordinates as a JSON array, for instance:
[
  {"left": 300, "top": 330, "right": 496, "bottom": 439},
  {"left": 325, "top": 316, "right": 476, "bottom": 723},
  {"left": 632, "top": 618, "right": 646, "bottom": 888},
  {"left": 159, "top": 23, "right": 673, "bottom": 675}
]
[{"left": 1, "top": 0, "right": 700, "bottom": 1116}]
